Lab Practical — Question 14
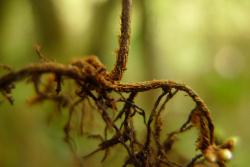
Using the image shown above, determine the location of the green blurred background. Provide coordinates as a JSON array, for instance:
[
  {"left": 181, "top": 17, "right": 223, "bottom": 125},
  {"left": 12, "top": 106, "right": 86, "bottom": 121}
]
[{"left": 0, "top": 0, "right": 249, "bottom": 166}]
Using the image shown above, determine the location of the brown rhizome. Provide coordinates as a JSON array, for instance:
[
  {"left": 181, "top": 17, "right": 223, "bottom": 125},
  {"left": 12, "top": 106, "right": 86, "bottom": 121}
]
[{"left": 0, "top": 0, "right": 235, "bottom": 166}]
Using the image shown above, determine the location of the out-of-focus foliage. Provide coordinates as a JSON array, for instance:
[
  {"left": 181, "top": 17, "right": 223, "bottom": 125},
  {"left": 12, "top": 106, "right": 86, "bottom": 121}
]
[{"left": 0, "top": 0, "right": 249, "bottom": 166}]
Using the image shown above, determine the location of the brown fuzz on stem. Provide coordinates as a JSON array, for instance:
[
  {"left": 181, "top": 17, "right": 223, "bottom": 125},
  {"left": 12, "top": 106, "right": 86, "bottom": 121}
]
[{"left": 109, "top": 0, "right": 132, "bottom": 81}]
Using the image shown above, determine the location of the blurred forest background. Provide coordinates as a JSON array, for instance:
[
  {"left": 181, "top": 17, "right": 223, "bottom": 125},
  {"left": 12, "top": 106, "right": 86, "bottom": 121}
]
[{"left": 0, "top": 0, "right": 249, "bottom": 166}]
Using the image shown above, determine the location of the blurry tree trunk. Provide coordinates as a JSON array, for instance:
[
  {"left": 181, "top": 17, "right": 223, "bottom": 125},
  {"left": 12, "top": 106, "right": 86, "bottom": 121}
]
[
  {"left": 137, "top": 0, "right": 156, "bottom": 80},
  {"left": 29, "top": 0, "right": 63, "bottom": 54},
  {"left": 84, "top": 0, "right": 117, "bottom": 60},
  {"left": 0, "top": 0, "right": 8, "bottom": 62},
  {"left": 136, "top": 0, "right": 163, "bottom": 105},
  {"left": 0, "top": 0, "right": 7, "bottom": 32}
]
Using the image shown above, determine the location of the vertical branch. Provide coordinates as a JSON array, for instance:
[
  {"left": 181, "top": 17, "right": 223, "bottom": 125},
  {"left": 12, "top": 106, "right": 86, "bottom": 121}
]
[{"left": 109, "top": 0, "right": 132, "bottom": 81}]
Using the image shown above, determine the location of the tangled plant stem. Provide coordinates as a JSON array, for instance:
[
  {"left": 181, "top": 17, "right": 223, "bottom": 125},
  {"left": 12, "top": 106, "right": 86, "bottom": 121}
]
[{"left": 0, "top": 0, "right": 234, "bottom": 166}]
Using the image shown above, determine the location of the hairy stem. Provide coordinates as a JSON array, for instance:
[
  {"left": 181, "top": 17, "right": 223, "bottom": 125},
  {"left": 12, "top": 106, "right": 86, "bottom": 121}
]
[
  {"left": 0, "top": 63, "right": 84, "bottom": 88},
  {"left": 109, "top": 0, "right": 132, "bottom": 81},
  {"left": 0, "top": 62, "right": 214, "bottom": 147}
]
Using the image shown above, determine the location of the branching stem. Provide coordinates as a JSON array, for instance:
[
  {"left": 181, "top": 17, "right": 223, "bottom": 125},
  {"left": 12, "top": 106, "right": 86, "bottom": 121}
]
[{"left": 0, "top": 0, "right": 234, "bottom": 166}]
